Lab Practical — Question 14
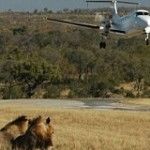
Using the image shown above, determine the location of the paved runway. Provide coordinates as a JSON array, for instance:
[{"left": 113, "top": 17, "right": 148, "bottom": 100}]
[{"left": 0, "top": 99, "right": 150, "bottom": 111}]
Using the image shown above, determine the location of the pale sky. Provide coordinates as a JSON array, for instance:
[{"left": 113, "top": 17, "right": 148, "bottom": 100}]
[{"left": 0, "top": 0, "right": 149, "bottom": 12}]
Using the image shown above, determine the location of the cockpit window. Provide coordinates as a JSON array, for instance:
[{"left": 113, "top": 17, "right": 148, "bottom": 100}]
[
  {"left": 136, "top": 12, "right": 149, "bottom": 16},
  {"left": 144, "top": 12, "right": 149, "bottom": 15}
]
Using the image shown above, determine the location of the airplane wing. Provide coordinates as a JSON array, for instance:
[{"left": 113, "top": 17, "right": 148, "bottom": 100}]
[
  {"left": 47, "top": 18, "right": 100, "bottom": 29},
  {"left": 110, "top": 29, "right": 126, "bottom": 34},
  {"left": 109, "top": 28, "right": 144, "bottom": 37}
]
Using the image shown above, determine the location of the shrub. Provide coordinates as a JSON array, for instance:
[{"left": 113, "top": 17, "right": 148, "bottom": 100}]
[
  {"left": 43, "top": 85, "right": 60, "bottom": 98},
  {"left": 142, "top": 89, "right": 150, "bottom": 98},
  {"left": 125, "top": 90, "right": 135, "bottom": 98},
  {"left": 2, "top": 85, "right": 24, "bottom": 99}
]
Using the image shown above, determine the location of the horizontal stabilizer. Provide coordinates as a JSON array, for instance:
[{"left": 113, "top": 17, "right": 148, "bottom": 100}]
[
  {"left": 86, "top": 0, "right": 139, "bottom": 5},
  {"left": 47, "top": 18, "right": 100, "bottom": 29},
  {"left": 117, "top": 1, "right": 139, "bottom": 5}
]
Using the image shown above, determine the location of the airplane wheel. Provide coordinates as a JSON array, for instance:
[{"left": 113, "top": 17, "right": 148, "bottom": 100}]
[
  {"left": 146, "top": 39, "right": 149, "bottom": 45},
  {"left": 100, "top": 42, "right": 106, "bottom": 49}
]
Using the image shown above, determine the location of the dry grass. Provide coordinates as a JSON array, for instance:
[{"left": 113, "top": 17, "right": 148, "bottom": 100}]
[
  {"left": 0, "top": 103, "right": 150, "bottom": 150},
  {"left": 121, "top": 98, "right": 150, "bottom": 106}
]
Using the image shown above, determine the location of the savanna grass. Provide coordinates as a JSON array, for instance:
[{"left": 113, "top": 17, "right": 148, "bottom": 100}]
[{"left": 0, "top": 103, "right": 150, "bottom": 150}]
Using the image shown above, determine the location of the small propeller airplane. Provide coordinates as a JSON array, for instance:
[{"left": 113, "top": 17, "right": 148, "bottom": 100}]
[{"left": 47, "top": 0, "right": 150, "bottom": 48}]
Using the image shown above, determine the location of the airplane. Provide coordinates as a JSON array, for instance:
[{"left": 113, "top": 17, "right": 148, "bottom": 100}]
[{"left": 47, "top": 0, "right": 150, "bottom": 49}]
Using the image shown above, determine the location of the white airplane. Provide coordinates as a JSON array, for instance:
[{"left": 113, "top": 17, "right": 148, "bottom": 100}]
[{"left": 47, "top": 0, "right": 150, "bottom": 48}]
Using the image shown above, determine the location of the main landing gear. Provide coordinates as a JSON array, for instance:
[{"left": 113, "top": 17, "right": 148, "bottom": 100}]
[
  {"left": 100, "top": 41, "right": 106, "bottom": 49},
  {"left": 99, "top": 35, "right": 107, "bottom": 49},
  {"left": 145, "top": 33, "right": 149, "bottom": 45}
]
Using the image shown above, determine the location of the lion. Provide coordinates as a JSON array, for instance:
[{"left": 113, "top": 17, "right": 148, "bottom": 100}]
[
  {"left": 0, "top": 115, "right": 29, "bottom": 149},
  {"left": 12, "top": 116, "right": 54, "bottom": 150}
]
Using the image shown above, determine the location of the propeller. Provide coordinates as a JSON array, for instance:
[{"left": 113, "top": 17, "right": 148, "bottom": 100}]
[{"left": 95, "top": 13, "right": 106, "bottom": 23}]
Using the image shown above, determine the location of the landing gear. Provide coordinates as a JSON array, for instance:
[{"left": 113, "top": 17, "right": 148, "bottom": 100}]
[
  {"left": 146, "top": 39, "right": 149, "bottom": 45},
  {"left": 99, "top": 34, "right": 107, "bottom": 49},
  {"left": 145, "top": 33, "right": 149, "bottom": 45},
  {"left": 100, "top": 41, "right": 106, "bottom": 49}
]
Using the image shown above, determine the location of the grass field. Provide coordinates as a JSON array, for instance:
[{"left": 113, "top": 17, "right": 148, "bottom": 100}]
[{"left": 0, "top": 102, "right": 150, "bottom": 150}]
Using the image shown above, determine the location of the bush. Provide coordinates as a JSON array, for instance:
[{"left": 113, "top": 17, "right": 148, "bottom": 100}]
[
  {"left": 125, "top": 90, "right": 135, "bottom": 98},
  {"left": 142, "top": 89, "right": 150, "bottom": 98},
  {"left": 43, "top": 85, "right": 60, "bottom": 98},
  {"left": 12, "top": 26, "right": 27, "bottom": 35},
  {"left": 88, "top": 81, "right": 113, "bottom": 98},
  {"left": 2, "top": 85, "right": 24, "bottom": 99},
  {"left": 111, "top": 88, "right": 123, "bottom": 95},
  {"left": 69, "top": 81, "right": 89, "bottom": 98}
]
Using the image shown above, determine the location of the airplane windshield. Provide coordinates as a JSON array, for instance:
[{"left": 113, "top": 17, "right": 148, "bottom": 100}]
[
  {"left": 136, "top": 12, "right": 149, "bottom": 16},
  {"left": 144, "top": 12, "right": 149, "bottom": 15}
]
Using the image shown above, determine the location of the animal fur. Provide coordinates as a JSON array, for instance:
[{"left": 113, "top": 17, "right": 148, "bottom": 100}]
[
  {"left": 0, "top": 115, "right": 29, "bottom": 149},
  {"left": 12, "top": 116, "right": 54, "bottom": 150}
]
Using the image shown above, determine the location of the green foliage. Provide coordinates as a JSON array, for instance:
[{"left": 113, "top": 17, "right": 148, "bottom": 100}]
[
  {"left": 12, "top": 26, "right": 27, "bottom": 35},
  {"left": 0, "top": 34, "right": 6, "bottom": 51},
  {"left": 2, "top": 85, "right": 24, "bottom": 99},
  {"left": 87, "top": 76, "right": 114, "bottom": 97},
  {"left": 31, "top": 32, "right": 62, "bottom": 48},
  {"left": 69, "top": 81, "right": 89, "bottom": 97},
  {"left": 44, "top": 85, "right": 60, "bottom": 98},
  {"left": 65, "top": 48, "right": 95, "bottom": 79},
  {"left": 0, "top": 12, "right": 150, "bottom": 99}
]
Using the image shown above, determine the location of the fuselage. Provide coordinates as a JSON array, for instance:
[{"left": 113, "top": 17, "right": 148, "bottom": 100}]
[{"left": 110, "top": 10, "right": 150, "bottom": 34}]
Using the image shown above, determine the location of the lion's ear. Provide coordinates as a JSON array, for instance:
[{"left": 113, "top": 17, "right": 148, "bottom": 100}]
[{"left": 46, "top": 117, "right": 51, "bottom": 124}]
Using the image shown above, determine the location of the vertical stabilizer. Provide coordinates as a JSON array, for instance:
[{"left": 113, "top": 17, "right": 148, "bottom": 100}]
[{"left": 113, "top": 0, "right": 118, "bottom": 14}]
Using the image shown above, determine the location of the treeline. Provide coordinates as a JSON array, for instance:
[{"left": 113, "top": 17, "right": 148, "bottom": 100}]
[
  {"left": 6, "top": 7, "right": 150, "bottom": 15},
  {"left": 0, "top": 12, "right": 150, "bottom": 99}
]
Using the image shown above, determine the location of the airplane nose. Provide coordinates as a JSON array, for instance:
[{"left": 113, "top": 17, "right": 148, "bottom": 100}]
[
  {"left": 146, "top": 18, "right": 150, "bottom": 26},
  {"left": 139, "top": 16, "right": 150, "bottom": 26},
  {"left": 144, "top": 20, "right": 150, "bottom": 26},
  {"left": 148, "top": 20, "right": 150, "bottom": 26},
  {"left": 145, "top": 19, "right": 150, "bottom": 26}
]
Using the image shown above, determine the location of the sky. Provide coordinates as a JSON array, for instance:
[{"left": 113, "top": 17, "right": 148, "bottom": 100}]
[{"left": 0, "top": 0, "right": 149, "bottom": 12}]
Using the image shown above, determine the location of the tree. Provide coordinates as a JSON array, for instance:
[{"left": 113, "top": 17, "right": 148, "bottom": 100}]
[
  {"left": 33, "top": 9, "right": 38, "bottom": 14},
  {"left": 44, "top": 7, "right": 48, "bottom": 13},
  {"left": 65, "top": 48, "right": 95, "bottom": 80}
]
